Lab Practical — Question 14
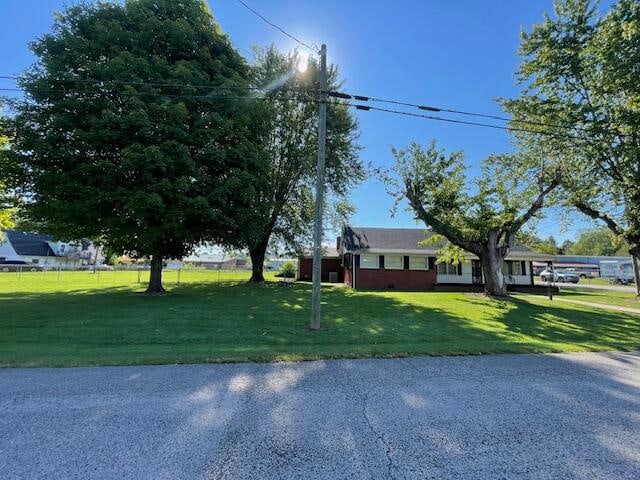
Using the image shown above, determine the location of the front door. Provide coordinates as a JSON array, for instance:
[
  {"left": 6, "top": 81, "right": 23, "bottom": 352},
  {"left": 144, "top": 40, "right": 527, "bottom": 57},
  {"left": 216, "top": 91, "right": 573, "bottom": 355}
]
[{"left": 472, "top": 260, "right": 483, "bottom": 284}]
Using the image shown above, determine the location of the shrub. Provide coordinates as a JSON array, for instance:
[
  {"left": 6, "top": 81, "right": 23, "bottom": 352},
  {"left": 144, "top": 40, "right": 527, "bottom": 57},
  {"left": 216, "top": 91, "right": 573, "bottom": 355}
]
[{"left": 277, "top": 261, "right": 297, "bottom": 278}]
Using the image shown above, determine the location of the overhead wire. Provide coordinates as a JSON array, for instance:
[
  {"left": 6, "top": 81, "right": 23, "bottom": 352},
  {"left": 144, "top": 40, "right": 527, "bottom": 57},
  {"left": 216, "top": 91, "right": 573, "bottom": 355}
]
[
  {"left": 325, "top": 90, "right": 603, "bottom": 136},
  {"left": 0, "top": 74, "right": 614, "bottom": 139},
  {"left": 0, "top": 77, "right": 618, "bottom": 145},
  {"left": 234, "top": 0, "right": 318, "bottom": 53},
  {"left": 0, "top": 74, "right": 312, "bottom": 93}
]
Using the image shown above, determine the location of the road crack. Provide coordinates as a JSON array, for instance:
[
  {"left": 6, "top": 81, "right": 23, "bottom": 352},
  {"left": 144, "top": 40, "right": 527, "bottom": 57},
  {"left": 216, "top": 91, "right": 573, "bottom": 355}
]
[{"left": 359, "top": 388, "right": 404, "bottom": 480}]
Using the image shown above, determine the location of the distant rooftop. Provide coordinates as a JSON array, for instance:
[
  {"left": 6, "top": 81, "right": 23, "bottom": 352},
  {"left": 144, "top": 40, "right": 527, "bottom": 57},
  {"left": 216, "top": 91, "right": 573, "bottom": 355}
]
[{"left": 4, "top": 230, "right": 57, "bottom": 257}]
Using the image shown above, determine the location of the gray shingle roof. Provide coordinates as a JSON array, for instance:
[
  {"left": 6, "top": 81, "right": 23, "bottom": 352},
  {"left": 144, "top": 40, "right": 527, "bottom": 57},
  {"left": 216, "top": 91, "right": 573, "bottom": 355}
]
[
  {"left": 299, "top": 246, "right": 340, "bottom": 258},
  {"left": 341, "top": 226, "right": 534, "bottom": 254},
  {"left": 342, "top": 226, "right": 439, "bottom": 251},
  {"left": 5, "top": 230, "right": 57, "bottom": 257}
]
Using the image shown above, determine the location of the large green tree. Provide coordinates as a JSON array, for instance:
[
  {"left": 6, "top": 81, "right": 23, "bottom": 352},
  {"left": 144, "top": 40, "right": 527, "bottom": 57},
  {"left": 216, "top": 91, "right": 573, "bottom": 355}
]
[
  {"left": 0, "top": 118, "right": 17, "bottom": 240},
  {"left": 389, "top": 141, "right": 560, "bottom": 296},
  {"left": 5, "top": 0, "right": 261, "bottom": 293},
  {"left": 517, "top": 232, "right": 562, "bottom": 255},
  {"left": 241, "top": 46, "right": 362, "bottom": 282},
  {"left": 566, "top": 226, "right": 630, "bottom": 256},
  {"left": 503, "top": 0, "right": 640, "bottom": 293}
]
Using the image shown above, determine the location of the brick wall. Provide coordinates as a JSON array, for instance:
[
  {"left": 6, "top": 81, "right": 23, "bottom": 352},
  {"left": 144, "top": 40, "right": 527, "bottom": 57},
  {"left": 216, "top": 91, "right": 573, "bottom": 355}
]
[
  {"left": 298, "top": 257, "right": 343, "bottom": 282},
  {"left": 353, "top": 255, "right": 437, "bottom": 290}
]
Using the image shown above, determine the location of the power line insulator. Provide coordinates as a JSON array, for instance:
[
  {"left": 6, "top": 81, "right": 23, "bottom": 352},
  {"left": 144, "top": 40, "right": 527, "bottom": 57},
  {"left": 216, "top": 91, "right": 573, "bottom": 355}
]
[
  {"left": 327, "top": 91, "right": 351, "bottom": 99},
  {"left": 419, "top": 105, "right": 441, "bottom": 112}
]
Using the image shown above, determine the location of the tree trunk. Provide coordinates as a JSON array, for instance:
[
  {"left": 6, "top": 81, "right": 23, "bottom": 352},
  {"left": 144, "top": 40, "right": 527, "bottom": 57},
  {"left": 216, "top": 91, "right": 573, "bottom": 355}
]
[
  {"left": 249, "top": 241, "right": 267, "bottom": 283},
  {"left": 479, "top": 247, "right": 508, "bottom": 296},
  {"left": 146, "top": 254, "right": 165, "bottom": 294},
  {"left": 631, "top": 248, "right": 640, "bottom": 299}
]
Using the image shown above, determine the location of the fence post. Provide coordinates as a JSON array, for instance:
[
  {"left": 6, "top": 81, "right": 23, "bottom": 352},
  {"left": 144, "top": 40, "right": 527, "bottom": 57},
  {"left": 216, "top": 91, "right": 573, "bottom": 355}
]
[
  {"left": 137, "top": 269, "right": 141, "bottom": 284},
  {"left": 57, "top": 267, "right": 61, "bottom": 282},
  {"left": 177, "top": 268, "right": 181, "bottom": 286}
]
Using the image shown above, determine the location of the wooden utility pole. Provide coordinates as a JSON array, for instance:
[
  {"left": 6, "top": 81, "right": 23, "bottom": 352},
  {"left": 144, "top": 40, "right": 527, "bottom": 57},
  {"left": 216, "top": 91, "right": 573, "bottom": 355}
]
[{"left": 310, "top": 44, "right": 327, "bottom": 330}]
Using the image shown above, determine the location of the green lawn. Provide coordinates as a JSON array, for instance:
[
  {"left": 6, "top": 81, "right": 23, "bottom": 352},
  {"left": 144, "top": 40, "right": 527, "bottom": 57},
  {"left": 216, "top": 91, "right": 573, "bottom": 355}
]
[
  {"left": 558, "top": 287, "right": 640, "bottom": 309},
  {"left": 1, "top": 270, "right": 639, "bottom": 367},
  {"left": 577, "top": 277, "right": 612, "bottom": 286}
]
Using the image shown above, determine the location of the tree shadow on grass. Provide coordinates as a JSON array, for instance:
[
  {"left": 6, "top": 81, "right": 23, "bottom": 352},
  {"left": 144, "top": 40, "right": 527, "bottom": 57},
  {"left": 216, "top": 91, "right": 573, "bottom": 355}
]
[
  {"left": 461, "top": 294, "right": 640, "bottom": 352},
  {"left": 1, "top": 282, "right": 639, "bottom": 367}
]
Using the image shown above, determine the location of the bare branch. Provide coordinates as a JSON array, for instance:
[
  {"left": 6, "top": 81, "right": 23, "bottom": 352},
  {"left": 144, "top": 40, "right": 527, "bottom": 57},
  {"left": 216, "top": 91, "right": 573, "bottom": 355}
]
[
  {"left": 404, "top": 178, "right": 479, "bottom": 255},
  {"left": 573, "top": 201, "right": 624, "bottom": 237},
  {"left": 504, "top": 167, "right": 560, "bottom": 235}
]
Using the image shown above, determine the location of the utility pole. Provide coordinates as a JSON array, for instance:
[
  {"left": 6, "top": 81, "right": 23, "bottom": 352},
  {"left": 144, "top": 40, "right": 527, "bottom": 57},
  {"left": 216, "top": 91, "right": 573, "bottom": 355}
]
[{"left": 310, "top": 44, "right": 327, "bottom": 330}]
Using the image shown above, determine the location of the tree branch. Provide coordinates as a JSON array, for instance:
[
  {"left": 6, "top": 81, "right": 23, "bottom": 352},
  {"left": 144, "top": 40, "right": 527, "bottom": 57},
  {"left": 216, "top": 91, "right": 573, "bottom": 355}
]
[
  {"left": 504, "top": 168, "right": 560, "bottom": 235},
  {"left": 573, "top": 201, "right": 624, "bottom": 237},
  {"left": 404, "top": 179, "right": 479, "bottom": 254}
]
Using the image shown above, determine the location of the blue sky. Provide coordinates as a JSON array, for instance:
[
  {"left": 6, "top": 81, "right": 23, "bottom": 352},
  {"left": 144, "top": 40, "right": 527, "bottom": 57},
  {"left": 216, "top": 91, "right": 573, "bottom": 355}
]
[{"left": 1, "top": 0, "right": 603, "bottom": 242}]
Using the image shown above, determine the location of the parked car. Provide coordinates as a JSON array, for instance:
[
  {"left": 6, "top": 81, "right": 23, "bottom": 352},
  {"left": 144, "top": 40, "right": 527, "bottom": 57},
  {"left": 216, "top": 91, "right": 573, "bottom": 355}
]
[
  {"left": 0, "top": 260, "right": 44, "bottom": 272},
  {"left": 539, "top": 269, "right": 580, "bottom": 283},
  {"left": 562, "top": 267, "right": 598, "bottom": 279}
]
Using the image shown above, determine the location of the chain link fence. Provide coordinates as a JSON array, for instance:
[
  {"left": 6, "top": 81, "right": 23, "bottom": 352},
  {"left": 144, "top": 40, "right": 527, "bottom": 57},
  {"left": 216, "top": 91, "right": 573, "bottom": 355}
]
[{"left": 0, "top": 265, "right": 257, "bottom": 289}]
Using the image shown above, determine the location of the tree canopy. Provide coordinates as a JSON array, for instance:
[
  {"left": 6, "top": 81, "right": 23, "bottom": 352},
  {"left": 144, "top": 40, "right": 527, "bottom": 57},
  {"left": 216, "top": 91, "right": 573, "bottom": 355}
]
[
  {"left": 517, "top": 232, "right": 563, "bottom": 255},
  {"left": 388, "top": 140, "right": 560, "bottom": 295},
  {"left": 5, "top": 0, "right": 262, "bottom": 292},
  {"left": 240, "top": 46, "right": 362, "bottom": 282},
  {"left": 0, "top": 120, "right": 16, "bottom": 239},
  {"left": 503, "top": 0, "right": 640, "bottom": 289},
  {"left": 566, "top": 226, "right": 630, "bottom": 256}
]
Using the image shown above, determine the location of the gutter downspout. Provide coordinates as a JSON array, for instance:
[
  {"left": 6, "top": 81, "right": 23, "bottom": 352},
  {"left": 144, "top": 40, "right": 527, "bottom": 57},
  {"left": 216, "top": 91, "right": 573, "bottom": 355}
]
[{"left": 353, "top": 253, "right": 356, "bottom": 289}]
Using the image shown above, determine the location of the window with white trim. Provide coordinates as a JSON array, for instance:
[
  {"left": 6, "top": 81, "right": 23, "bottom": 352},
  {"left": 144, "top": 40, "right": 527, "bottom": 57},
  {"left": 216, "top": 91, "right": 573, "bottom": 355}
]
[
  {"left": 437, "top": 262, "right": 459, "bottom": 275},
  {"left": 512, "top": 261, "right": 523, "bottom": 275},
  {"left": 409, "top": 256, "right": 429, "bottom": 270},
  {"left": 385, "top": 255, "right": 403, "bottom": 270},
  {"left": 360, "top": 254, "right": 379, "bottom": 269}
]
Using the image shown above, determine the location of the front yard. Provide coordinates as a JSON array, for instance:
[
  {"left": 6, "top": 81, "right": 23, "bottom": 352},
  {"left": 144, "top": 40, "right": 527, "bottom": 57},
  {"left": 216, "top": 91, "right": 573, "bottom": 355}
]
[
  {"left": 1, "top": 271, "right": 639, "bottom": 367},
  {"left": 557, "top": 287, "right": 640, "bottom": 309}
]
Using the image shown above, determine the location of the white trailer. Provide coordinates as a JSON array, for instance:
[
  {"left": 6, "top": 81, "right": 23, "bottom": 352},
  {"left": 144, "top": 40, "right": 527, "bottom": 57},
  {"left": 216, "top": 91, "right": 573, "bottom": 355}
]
[{"left": 599, "top": 260, "right": 635, "bottom": 284}]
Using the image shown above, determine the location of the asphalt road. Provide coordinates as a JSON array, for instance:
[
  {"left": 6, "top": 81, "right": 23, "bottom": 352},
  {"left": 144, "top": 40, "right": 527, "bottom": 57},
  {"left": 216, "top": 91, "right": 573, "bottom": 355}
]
[{"left": 2, "top": 352, "right": 639, "bottom": 479}]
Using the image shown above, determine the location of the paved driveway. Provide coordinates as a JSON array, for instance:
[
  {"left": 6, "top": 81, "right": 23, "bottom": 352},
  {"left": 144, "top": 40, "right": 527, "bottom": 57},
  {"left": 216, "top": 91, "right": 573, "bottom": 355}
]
[
  {"left": 535, "top": 280, "right": 637, "bottom": 293},
  {"left": 1, "top": 352, "right": 639, "bottom": 479}
]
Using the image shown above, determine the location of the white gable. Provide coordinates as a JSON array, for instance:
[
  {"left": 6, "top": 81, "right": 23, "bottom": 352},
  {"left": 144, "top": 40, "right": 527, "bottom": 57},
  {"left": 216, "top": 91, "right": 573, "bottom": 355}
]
[{"left": 0, "top": 235, "right": 19, "bottom": 261}]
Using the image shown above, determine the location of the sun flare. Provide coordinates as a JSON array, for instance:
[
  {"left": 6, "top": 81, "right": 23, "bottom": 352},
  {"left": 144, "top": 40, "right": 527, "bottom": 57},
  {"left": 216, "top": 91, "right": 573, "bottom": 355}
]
[{"left": 296, "top": 54, "right": 308, "bottom": 73}]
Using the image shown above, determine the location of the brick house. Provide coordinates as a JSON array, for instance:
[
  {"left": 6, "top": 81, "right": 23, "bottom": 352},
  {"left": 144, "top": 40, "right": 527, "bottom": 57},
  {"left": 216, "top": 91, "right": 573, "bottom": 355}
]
[
  {"left": 300, "top": 226, "right": 553, "bottom": 291},
  {"left": 297, "top": 247, "right": 343, "bottom": 283}
]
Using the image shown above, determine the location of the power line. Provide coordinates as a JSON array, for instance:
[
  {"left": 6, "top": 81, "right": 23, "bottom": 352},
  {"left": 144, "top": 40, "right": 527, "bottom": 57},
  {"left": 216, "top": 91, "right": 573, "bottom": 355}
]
[
  {"left": 234, "top": 0, "right": 318, "bottom": 53},
  {"left": 335, "top": 101, "right": 593, "bottom": 143},
  {"left": 0, "top": 74, "right": 313, "bottom": 94},
  {"left": 0, "top": 80, "right": 614, "bottom": 144},
  {"left": 0, "top": 86, "right": 316, "bottom": 103},
  {"left": 0, "top": 74, "right": 611, "bottom": 138},
  {"left": 326, "top": 90, "right": 588, "bottom": 134}
]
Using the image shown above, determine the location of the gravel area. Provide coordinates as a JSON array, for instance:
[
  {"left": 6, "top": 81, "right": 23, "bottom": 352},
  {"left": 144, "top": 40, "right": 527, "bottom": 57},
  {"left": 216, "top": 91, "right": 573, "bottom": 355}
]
[{"left": 1, "top": 351, "right": 639, "bottom": 479}]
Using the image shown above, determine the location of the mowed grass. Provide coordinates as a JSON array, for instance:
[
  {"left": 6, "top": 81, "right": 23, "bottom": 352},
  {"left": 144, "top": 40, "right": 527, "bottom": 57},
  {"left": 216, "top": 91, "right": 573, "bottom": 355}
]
[
  {"left": 558, "top": 287, "right": 640, "bottom": 309},
  {"left": 1, "top": 270, "right": 639, "bottom": 367}
]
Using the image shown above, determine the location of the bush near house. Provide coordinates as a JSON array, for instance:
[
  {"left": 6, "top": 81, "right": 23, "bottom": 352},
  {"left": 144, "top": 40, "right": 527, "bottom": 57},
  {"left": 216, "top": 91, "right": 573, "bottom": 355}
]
[{"left": 275, "top": 261, "right": 297, "bottom": 278}]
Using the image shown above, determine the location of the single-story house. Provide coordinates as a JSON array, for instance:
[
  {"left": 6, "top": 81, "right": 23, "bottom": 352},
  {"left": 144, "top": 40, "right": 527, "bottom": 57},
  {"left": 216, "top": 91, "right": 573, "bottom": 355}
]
[
  {"left": 300, "top": 226, "right": 554, "bottom": 291},
  {"left": 0, "top": 230, "right": 99, "bottom": 268}
]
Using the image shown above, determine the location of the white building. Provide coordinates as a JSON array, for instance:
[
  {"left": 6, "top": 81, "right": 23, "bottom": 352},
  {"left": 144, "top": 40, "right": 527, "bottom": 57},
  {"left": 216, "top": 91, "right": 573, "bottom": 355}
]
[{"left": 0, "top": 230, "right": 102, "bottom": 268}]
